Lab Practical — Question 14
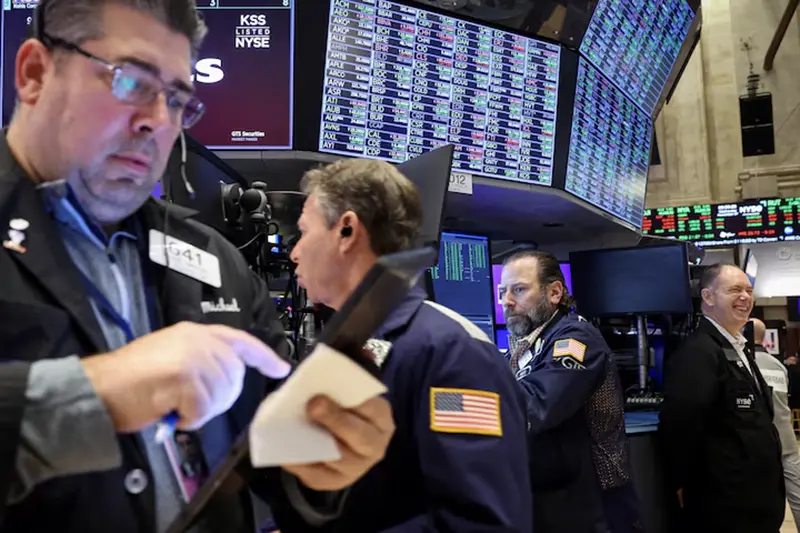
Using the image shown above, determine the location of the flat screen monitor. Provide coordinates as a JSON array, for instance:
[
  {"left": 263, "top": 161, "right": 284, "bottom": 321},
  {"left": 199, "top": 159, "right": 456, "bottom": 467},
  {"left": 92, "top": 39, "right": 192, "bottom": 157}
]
[
  {"left": 492, "top": 262, "right": 573, "bottom": 326},
  {"left": 187, "top": 0, "right": 294, "bottom": 149},
  {"left": 1, "top": 0, "right": 295, "bottom": 149},
  {"left": 569, "top": 243, "right": 692, "bottom": 317},
  {"left": 564, "top": 58, "right": 652, "bottom": 229},
  {"left": 318, "top": 0, "right": 562, "bottom": 185},
  {"left": 579, "top": 0, "right": 696, "bottom": 116},
  {"left": 430, "top": 232, "right": 494, "bottom": 339}
]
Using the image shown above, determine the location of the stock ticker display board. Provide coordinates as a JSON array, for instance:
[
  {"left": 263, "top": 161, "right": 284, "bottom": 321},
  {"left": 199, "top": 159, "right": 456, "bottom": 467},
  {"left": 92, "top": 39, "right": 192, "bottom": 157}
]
[
  {"left": 318, "top": 0, "right": 561, "bottom": 185},
  {"left": 564, "top": 59, "right": 651, "bottom": 229},
  {"left": 580, "top": 0, "right": 695, "bottom": 116},
  {"left": 642, "top": 197, "right": 800, "bottom": 247},
  {"left": 1, "top": 0, "right": 295, "bottom": 149}
]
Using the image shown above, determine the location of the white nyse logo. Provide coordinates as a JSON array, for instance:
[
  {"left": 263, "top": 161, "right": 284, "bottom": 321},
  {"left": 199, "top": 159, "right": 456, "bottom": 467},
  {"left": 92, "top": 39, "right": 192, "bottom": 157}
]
[
  {"left": 192, "top": 58, "right": 224, "bottom": 84},
  {"left": 236, "top": 13, "right": 271, "bottom": 49}
]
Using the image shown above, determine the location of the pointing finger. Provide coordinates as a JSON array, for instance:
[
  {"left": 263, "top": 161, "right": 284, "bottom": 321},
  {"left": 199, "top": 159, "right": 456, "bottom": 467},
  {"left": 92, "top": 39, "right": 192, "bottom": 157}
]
[{"left": 206, "top": 324, "right": 292, "bottom": 379}]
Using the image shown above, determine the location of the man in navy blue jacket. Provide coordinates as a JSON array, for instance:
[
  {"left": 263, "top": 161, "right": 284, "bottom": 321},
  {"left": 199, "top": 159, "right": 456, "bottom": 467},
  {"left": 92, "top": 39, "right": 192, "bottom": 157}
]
[
  {"left": 499, "top": 250, "right": 642, "bottom": 533},
  {"left": 264, "top": 158, "right": 532, "bottom": 532}
]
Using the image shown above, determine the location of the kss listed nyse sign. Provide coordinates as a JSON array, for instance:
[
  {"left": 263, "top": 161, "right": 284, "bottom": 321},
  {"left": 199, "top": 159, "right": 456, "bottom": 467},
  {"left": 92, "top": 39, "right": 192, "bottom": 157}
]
[
  {"left": 236, "top": 14, "right": 271, "bottom": 49},
  {"left": 186, "top": 2, "right": 294, "bottom": 149}
]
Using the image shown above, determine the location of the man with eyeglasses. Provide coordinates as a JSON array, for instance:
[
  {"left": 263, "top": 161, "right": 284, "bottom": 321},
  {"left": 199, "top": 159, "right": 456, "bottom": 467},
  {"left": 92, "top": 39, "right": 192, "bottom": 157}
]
[{"left": 0, "top": 1, "right": 394, "bottom": 532}]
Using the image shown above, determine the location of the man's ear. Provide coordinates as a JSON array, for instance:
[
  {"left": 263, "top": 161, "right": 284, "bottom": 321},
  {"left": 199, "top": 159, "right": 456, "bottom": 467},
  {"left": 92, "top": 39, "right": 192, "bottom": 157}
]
[
  {"left": 547, "top": 280, "right": 564, "bottom": 306},
  {"left": 337, "top": 211, "right": 360, "bottom": 252},
  {"left": 700, "top": 287, "right": 714, "bottom": 307},
  {"left": 15, "top": 39, "right": 52, "bottom": 107}
]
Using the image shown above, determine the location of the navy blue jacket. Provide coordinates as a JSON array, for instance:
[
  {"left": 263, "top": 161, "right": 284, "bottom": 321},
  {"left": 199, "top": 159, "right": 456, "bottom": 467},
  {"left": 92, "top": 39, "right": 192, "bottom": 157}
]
[
  {"left": 514, "top": 311, "right": 637, "bottom": 533},
  {"left": 267, "top": 288, "right": 532, "bottom": 532}
]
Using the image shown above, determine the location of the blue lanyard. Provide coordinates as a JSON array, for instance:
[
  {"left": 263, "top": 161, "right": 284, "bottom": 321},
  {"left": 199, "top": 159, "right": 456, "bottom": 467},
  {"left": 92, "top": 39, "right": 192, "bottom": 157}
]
[{"left": 75, "top": 268, "right": 136, "bottom": 344}]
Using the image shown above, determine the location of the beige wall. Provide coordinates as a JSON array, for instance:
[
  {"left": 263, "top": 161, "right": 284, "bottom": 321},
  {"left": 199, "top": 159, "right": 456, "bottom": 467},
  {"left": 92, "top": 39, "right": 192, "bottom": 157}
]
[{"left": 646, "top": 0, "right": 800, "bottom": 208}]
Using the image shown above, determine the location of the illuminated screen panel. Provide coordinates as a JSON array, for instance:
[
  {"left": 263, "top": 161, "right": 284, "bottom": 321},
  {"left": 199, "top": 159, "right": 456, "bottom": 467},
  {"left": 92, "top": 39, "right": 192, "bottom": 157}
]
[
  {"left": 580, "top": 0, "right": 695, "bottom": 116},
  {"left": 319, "top": 0, "right": 561, "bottom": 185},
  {"left": 565, "top": 59, "right": 651, "bottom": 229},
  {"left": 430, "top": 232, "right": 494, "bottom": 339},
  {"left": 2, "top": 0, "right": 295, "bottom": 150},
  {"left": 642, "top": 197, "right": 800, "bottom": 247}
]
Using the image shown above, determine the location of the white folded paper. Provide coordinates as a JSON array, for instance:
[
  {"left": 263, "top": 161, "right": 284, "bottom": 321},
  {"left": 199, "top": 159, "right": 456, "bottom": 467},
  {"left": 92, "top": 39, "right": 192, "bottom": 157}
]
[{"left": 249, "top": 343, "right": 388, "bottom": 467}]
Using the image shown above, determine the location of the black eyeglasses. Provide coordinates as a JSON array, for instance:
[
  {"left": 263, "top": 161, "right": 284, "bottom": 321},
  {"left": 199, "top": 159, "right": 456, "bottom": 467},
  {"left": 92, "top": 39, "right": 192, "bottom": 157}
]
[{"left": 43, "top": 34, "right": 205, "bottom": 129}]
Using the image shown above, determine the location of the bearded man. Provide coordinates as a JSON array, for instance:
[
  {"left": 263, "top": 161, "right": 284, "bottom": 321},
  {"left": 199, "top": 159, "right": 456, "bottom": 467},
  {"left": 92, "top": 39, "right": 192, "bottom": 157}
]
[{"left": 499, "top": 250, "right": 643, "bottom": 533}]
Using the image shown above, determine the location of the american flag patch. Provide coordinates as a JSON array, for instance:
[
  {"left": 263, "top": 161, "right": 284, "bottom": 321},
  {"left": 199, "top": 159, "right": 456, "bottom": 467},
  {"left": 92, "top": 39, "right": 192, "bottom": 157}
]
[
  {"left": 430, "top": 388, "right": 502, "bottom": 436},
  {"left": 553, "top": 338, "right": 587, "bottom": 363}
]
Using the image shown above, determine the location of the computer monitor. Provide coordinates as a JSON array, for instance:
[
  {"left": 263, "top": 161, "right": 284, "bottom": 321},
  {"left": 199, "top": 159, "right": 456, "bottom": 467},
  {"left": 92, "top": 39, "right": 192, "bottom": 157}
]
[
  {"left": 492, "top": 262, "right": 573, "bottom": 325},
  {"left": 570, "top": 243, "right": 692, "bottom": 317},
  {"left": 579, "top": 0, "right": 696, "bottom": 117},
  {"left": 317, "top": 0, "right": 562, "bottom": 185},
  {"left": 185, "top": 1, "right": 295, "bottom": 149},
  {"left": 429, "top": 232, "right": 494, "bottom": 339},
  {"left": 564, "top": 58, "right": 652, "bottom": 229},
  {"left": 1, "top": 0, "right": 295, "bottom": 148}
]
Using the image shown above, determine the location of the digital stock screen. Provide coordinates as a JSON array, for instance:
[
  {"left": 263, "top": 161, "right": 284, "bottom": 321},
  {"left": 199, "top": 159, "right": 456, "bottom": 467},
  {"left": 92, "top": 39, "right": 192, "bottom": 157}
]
[
  {"left": 580, "top": 0, "right": 695, "bottom": 116},
  {"left": 642, "top": 196, "right": 800, "bottom": 247},
  {"left": 565, "top": 59, "right": 651, "bottom": 229},
  {"left": 430, "top": 232, "right": 494, "bottom": 339},
  {"left": 319, "top": 0, "right": 561, "bottom": 185},
  {"left": 1, "top": 0, "right": 295, "bottom": 149}
]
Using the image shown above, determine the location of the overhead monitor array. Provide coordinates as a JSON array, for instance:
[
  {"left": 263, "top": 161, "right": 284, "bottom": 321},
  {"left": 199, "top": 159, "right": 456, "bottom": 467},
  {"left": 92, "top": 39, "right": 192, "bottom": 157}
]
[
  {"left": 0, "top": 0, "right": 699, "bottom": 231},
  {"left": 318, "top": 0, "right": 561, "bottom": 186},
  {"left": 580, "top": 0, "right": 695, "bottom": 117},
  {"left": 561, "top": 0, "right": 695, "bottom": 229},
  {"left": 564, "top": 59, "right": 651, "bottom": 229},
  {"left": 1, "top": 0, "right": 295, "bottom": 150}
]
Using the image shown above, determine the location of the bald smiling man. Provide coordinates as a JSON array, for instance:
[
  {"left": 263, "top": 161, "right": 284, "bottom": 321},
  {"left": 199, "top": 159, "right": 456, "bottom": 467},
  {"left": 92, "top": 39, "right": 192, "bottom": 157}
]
[{"left": 751, "top": 318, "right": 800, "bottom": 531}]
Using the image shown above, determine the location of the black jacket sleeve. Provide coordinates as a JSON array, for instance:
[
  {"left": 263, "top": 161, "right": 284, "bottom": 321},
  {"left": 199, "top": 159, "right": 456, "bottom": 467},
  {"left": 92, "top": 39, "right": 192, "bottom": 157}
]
[
  {"left": 0, "top": 362, "right": 32, "bottom": 523},
  {"left": 658, "top": 337, "right": 719, "bottom": 493}
]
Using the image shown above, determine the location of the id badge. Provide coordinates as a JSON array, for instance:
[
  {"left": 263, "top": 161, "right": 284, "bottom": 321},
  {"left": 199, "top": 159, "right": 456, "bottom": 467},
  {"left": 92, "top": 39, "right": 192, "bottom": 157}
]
[
  {"left": 163, "top": 432, "right": 207, "bottom": 503},
  {"left": 149, "top": 229, "right": 222, "bottom": 288}
]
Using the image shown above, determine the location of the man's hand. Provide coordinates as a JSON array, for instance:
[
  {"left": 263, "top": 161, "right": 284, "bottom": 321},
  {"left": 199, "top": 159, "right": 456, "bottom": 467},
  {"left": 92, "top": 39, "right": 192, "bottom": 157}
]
[
  {"left": 81, "top": 322, "right": 292, "bottom": 433},
  {"left": 282, "top": 395, "right": 395, "bottom": 491}
]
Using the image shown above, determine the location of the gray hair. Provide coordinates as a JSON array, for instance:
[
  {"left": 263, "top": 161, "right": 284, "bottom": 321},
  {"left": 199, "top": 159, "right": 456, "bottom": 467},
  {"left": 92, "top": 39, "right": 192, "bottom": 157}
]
[
  {"left": 39, "top": 0, "right": 207, "bottom": 57},
  {"left": 300, "top": 159, "right": 422, "bottom": 256}
]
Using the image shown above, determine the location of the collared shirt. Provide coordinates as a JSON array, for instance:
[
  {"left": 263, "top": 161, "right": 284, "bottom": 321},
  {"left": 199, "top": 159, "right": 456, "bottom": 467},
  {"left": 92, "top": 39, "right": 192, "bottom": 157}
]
[
  {"left": 704, "top": 315, "right": 754, "bottom": 376},
  {"left": 39, "top": 182, "right": 194, "bottom": 533}
]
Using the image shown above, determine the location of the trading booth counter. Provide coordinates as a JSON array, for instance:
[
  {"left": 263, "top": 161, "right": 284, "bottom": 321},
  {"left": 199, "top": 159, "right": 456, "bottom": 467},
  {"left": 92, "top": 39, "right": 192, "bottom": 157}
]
[{"left": 624, "top": 410, "right": 667, "bottom": 533}]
